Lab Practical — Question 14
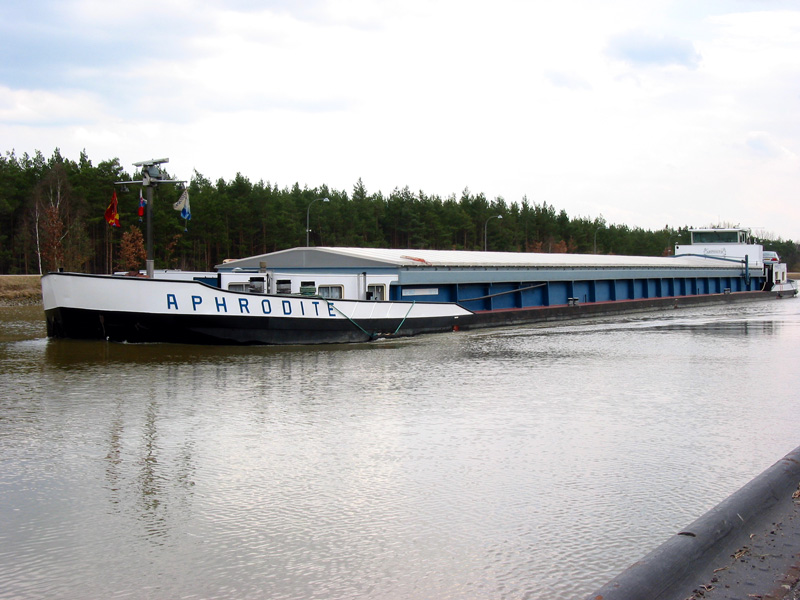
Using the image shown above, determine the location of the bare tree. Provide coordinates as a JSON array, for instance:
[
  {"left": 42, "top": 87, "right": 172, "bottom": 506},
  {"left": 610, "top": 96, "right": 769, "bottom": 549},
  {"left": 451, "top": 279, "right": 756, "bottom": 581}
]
[{"left": 34, "top": 164, "right": 71, "bottom": 272}]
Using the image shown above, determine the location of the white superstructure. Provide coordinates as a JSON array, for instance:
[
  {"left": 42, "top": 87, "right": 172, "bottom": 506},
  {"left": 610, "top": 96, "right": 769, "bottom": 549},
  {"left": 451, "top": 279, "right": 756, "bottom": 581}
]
[{"left": 675, "top": 228, "right": 764, "bottom": 266}]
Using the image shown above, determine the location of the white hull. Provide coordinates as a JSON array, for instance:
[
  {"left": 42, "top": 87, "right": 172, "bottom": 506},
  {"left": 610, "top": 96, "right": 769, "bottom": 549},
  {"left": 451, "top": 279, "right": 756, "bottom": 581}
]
[
  {"left": 771, "top": 280, "right": 798, "bottom": 296},
  {"left": 42, "top": 272, "right": 473, "bottom": 345}
]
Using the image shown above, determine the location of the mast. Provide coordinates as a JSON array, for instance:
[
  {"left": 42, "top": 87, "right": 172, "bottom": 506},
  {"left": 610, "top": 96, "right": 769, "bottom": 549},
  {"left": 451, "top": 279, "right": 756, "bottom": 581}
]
[{"left": 116, "top": 158, "right": 185, "bottom": 278}]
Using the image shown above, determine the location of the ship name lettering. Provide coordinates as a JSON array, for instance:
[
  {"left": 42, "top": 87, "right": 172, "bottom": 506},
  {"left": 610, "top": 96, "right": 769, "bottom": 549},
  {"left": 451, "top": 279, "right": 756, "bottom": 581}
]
[{"left": 166, "top": 293, "right": 334, "bottom": 318}]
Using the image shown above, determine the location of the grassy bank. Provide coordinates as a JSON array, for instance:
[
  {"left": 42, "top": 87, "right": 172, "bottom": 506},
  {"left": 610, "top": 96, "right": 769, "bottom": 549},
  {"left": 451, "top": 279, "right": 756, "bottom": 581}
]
[{"left": 0, "top": 275, "right": 43, "bottom": 305}]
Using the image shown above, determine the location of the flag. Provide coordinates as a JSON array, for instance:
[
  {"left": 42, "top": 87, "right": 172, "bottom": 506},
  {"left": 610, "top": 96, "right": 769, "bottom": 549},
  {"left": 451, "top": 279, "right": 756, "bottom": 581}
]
[
  {"left": 173, "top": 189, "right": 191, "bottom": 220},
  {"left": 173, "top": 190, "right": 191, "bottom": 230},
  {"left": 105, "top": 191, "right": 120, "bottom": 227},
  {"left": 138, "top": 189, "right": 146, "bottom": 220}
]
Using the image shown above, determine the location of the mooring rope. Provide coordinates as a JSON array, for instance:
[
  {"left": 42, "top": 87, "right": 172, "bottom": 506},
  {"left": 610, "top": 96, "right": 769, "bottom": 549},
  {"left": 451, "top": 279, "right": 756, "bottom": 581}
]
[
  {"left": 317, "top": 297, "right": 377, "bottom": 340},
  {"left": 392, "top": 301, "right": 416, "bottom": 335},
  {"left": 316, "top": 296, "right": 416, "bottom": 339},
  {"left": 457, "top": 282, "right": 546, "bottom": 303}
]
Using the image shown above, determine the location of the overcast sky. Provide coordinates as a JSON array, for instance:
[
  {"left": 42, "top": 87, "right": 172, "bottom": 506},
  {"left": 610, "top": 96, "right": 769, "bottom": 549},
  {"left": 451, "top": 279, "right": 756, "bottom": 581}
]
[{"left": 2, "top": 0, "right": 800, "bottom": 240}]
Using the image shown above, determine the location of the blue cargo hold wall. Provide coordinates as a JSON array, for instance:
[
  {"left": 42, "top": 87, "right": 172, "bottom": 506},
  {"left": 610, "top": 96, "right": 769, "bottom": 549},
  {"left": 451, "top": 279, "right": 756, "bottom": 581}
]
[{"left": 391, "top": 268, "right": 763, "bottom": 311}]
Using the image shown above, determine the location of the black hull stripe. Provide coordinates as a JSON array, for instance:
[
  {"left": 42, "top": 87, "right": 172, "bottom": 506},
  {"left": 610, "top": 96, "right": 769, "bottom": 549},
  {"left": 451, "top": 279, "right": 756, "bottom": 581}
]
[{"left": 45, "top": 308, "right": 464, "bottom": 345}]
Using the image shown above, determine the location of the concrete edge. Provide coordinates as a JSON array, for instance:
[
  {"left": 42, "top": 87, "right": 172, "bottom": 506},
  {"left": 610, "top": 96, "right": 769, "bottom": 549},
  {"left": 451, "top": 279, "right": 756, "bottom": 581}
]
[{"left": 586, "top": 445, "right": 800, "bottom": 600}]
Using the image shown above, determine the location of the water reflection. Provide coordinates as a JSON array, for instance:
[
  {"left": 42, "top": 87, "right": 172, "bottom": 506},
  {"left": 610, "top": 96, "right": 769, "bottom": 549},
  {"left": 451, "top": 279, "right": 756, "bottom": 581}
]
[
  {"left": 104, "top": 401, "right": 124, "bottom": 497},
  {"left": 657, "top": 319, "right": 781, "bottom": 337},
  {"left": 2, "top": 299, "right": 800, "bottom": 598}
]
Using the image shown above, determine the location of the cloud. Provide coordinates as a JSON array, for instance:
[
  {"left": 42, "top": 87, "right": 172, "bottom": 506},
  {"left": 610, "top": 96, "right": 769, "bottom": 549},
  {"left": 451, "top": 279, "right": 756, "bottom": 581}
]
[
  {"left": 0, "top": 0, "right": 214, "bottom": 90},
  {"left": 4, "top": 0, "right": 800, "bottom": 240},
  {"left": 746, "top": 132, "right": 781, "bottom": 158},
  {"left": 744, "top": 131, "right": 798, "bottom": 164},
  {"left": 0, "top": 86, "right": 107, "bottom": 127},
  {"left": 606, "top": 31, "right": 701, "bottom": 69},
  {"left": 545, "top": 71, "right": 592, "bottom": 91}
]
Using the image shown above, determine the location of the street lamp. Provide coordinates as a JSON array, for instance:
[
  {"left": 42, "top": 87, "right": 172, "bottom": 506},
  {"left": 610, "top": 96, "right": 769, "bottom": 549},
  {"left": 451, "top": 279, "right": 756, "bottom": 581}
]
[
  {"left": 306, "top": 197, "right": 330, "bottom": 247},
  {"left": 484, "top": 215, "right": 502, "bottom": 251}
]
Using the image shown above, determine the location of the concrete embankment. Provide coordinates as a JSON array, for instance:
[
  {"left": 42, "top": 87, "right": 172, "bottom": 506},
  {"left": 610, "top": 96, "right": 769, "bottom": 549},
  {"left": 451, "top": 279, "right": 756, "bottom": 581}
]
[
  {"left": 0, "top": 275, "right": 42, "bottom": 305},
  {"left": 587, "top": 445, "right": 800, "bottom": 600}
]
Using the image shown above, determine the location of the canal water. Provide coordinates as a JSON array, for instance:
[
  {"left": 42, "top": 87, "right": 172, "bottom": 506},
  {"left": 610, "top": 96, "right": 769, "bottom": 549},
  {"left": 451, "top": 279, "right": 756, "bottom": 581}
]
[{"left": 2, "top": 298, "right": 800, "bottom": 599}]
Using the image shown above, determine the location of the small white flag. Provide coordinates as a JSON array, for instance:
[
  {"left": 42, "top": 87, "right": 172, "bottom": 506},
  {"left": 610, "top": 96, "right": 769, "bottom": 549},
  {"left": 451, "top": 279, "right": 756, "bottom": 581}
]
[{"left": 173, "top": 190, "right": 191, "bottom": 221}]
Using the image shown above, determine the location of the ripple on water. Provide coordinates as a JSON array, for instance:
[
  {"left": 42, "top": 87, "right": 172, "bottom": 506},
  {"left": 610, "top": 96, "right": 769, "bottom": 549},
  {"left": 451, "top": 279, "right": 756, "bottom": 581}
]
[{"left": 1, "top": 298, "right": 800, "bottom": 598}]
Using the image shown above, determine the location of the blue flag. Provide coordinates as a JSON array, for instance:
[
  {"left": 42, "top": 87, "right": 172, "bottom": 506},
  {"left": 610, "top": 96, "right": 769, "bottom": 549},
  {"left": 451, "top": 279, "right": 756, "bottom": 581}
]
[{"left": 173, "top": 190, "right": 191, "bottom": 231}]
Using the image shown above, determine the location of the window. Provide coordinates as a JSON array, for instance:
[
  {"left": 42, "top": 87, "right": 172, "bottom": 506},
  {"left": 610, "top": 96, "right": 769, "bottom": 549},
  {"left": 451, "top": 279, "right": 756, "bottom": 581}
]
[
  {"left": 690, "top": 230, "right": 741, "bottom": 244},
  {"left": 318, "top": 285, "right": 343, "bottom": 299},
  {"left": 367, "top": 284, "right": 385, "bottom": 301},
  {"left": 401, "top": 288, "right": 439, "bottom": 297},
  {"left": 299, "top": 281, "right": 317, "bottom": 295}
]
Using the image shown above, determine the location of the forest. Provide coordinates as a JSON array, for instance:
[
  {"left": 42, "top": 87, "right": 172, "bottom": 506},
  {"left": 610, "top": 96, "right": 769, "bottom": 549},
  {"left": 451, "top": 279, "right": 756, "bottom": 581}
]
[{"left": 1, "top": 148, "right": 798, "bottom": 274}]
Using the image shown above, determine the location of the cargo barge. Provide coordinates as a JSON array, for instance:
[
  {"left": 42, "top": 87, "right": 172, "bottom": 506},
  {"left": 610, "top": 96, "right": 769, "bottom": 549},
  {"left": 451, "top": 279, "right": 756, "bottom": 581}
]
[{"left": 42, "top": 228, "right": 796, "bottom": 345}]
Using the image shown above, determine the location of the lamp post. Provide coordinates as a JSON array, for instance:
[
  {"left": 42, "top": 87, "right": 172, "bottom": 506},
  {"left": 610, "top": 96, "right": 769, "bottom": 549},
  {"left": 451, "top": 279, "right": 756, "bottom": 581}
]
[
  {"left": 306, "top": 197, "right": 330, "bottom": 247},
  {"left": 484, "top": 215, "right": 502, "bottom": 251},
  {"left": 667, "top": 233, "right": 680, "bottom": 256}
]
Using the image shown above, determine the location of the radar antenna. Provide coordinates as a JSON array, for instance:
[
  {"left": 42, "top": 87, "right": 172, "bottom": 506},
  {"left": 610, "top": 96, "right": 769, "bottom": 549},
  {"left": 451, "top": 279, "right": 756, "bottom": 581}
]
[{"left": 116, "top": 158, "right": 186, "bottom": 278}]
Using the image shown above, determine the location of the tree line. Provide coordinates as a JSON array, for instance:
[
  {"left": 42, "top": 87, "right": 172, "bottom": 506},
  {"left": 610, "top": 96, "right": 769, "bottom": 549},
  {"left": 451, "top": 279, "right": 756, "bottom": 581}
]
[{"left": 1, "top": 148, "right": 797, "bottom": 274}]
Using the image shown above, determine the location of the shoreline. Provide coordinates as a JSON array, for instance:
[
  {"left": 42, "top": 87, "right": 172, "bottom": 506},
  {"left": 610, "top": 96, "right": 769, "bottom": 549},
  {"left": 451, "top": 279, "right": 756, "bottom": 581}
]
[{"left": 0, "top": 275, "right": 43, "bottom": 305}]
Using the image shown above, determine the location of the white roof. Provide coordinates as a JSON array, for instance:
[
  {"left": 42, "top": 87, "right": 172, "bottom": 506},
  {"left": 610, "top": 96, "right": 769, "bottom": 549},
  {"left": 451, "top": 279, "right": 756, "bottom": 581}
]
[
  {"left": 313, "top": 247, "right": 748, "bottom": 269},
  {"left": 219, "top": 247, "right": 746, "bottom": 270}
]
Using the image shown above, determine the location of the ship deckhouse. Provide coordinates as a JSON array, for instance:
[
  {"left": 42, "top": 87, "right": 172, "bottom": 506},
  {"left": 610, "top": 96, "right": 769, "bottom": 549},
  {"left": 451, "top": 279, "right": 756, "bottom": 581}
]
[{"left": 214, "top": 244, "right": 764, "bottom": 312}]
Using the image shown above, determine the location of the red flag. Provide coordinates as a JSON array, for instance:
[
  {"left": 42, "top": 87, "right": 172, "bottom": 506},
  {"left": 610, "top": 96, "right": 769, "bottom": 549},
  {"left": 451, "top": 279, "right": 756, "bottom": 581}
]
[
  {"left": 138, "top": 189, "right": 146, "bottom": 218},
  {"left": 105, "top": 191, "right": 120, "bottom": 227}
]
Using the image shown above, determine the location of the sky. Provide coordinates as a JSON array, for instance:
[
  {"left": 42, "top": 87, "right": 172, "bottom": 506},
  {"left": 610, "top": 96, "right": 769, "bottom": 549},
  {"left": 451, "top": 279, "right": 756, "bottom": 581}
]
[{"left": 2, "top": 0, "right": 800, "bottom": 240}]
